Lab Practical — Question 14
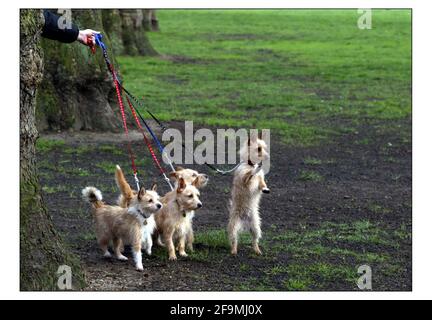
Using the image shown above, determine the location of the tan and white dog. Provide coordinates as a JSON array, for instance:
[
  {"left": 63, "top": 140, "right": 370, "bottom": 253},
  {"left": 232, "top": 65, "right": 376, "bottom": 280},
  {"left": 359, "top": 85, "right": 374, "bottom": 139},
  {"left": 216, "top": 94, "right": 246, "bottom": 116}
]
[
  {"left": 82, "top": 185, "right": 162, "bottom": 271},
  {"left": 115, "top": 165, "right": 208, "bottom": 252},
  {"left": 154, "top": 177, "right": 202, "bottom": 260},
  {"left": 227, "top": 135, "right": 270, "bottom": 255}
]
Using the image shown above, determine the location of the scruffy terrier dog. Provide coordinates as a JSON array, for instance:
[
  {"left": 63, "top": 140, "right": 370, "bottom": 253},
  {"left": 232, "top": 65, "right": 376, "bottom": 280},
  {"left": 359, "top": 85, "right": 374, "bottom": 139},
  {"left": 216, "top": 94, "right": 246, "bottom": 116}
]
[
  {"left": 168, "top": 166, "right": 208, "bottom": 252},
  {"left": 82, "top": 185, "right": 162, "bottom": 271},
  {"left": 115, "top": 165, "right": 208, "bottom": 251},
  {"left": 154, "top": 177, "right": 203, "bottom": 260},
  {"left": 228, "top": 134, "right": 270, "bottom": 255}
]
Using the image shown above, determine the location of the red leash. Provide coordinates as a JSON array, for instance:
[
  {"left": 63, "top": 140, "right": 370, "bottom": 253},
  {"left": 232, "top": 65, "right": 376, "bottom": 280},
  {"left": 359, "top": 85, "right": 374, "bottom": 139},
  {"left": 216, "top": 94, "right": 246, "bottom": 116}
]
[
  {"left": 111, "top": 70, "right": 139, "bottom": 189},
  {"left": 125, "top": 96, "right": 173, "bottom": 190},
  {"left": 88, "top": 34, "right": 173, "bottom": 190},
  {"left": 94, "top": 39, "right": 139, "bottom": 188}
]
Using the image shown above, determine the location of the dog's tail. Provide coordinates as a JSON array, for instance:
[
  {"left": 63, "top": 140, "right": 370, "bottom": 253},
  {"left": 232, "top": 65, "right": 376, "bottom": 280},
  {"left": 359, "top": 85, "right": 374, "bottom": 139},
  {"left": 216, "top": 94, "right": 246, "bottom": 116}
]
[
  {"left": 115, "top": 165, "right": 134, "bottom": 201},
  {"left": 82, "top": 186, "right": 104, "bottom": 209}
]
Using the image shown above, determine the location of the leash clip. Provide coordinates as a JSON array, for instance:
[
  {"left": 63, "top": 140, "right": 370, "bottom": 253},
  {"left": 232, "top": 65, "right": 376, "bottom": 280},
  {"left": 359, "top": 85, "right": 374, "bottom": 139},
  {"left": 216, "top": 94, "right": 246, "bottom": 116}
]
[
  {"left": 163, "top": 173, "right": 174, "bottom": 191},
  {"left": 133, "top": 173, "right": 140, "bottom": 191}
]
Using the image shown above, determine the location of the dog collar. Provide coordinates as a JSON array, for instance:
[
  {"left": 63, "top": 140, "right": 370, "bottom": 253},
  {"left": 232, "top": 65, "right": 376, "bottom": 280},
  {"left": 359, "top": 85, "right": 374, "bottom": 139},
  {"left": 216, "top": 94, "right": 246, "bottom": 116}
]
[
  {"left": 247, "top": 160, "right": 263, "bottom": 169},
  {"left": 128, "top": 207, "right": 149, "bottom": 221},
  {"left": 175, "top": 200, "right": 187, "bottom": 218}
]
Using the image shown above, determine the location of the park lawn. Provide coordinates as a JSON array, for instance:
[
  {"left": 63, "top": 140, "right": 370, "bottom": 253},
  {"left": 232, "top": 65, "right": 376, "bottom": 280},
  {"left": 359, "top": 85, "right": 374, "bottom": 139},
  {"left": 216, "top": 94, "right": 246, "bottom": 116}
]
[{"left": 117, "top": 9, "right": 411, "bottom": 146}]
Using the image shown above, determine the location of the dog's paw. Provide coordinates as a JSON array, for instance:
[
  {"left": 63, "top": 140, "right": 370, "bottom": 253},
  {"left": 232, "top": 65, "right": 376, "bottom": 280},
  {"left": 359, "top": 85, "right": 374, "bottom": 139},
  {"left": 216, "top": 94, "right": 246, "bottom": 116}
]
[
  {"left": 262, "top": 188, "right": 270, "bottom": 194},
  {"left": 103, "top": 251, "right": 112, "bottom": 258},
  {"left": 254, "top": 248, "right": 263, "bottom": 255},
  {"left": 116, "top": 254, "right": 128, "bottom": 261},
  {"left": 179, "top": 251, "right": 188, "bottom": 257},
  {"left": 136, "top": 264, "right": 144, "bottom": 272},
  {"left": 169, "top": 255, "right": 177, "bottom": 261},
  {"left": 146, "top": 250, "right": 152, "bottom": 256},
  {"left": 230, "top": 249, "right": 238, "bottom": 256}
]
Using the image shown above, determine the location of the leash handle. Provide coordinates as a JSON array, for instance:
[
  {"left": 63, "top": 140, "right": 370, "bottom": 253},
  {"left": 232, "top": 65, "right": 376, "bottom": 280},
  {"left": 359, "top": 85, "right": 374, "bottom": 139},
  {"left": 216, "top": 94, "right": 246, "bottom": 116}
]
[
  {"left": 94, "top": 33, "right": 106, "bottom": 50},
  {"left": 86, "top": 35, "right": 96, "bottom": 54}
]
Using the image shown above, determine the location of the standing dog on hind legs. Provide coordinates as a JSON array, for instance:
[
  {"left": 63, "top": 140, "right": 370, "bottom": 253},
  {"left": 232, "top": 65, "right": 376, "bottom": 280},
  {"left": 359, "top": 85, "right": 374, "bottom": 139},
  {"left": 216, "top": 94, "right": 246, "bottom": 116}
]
[{"left": 228, "top": 133, "right": 270, "bottom": 255}]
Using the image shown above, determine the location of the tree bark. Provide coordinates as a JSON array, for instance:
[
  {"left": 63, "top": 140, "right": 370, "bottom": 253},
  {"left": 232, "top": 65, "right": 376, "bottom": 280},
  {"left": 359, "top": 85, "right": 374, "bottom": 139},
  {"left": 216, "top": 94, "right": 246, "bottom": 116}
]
[
  {"left": 20, "top": 9, "right": 85, "bottom": 290},
  {"left": 36, "top": 9, "right": 125, "bottom": 132},
  {"left": 103, "top": 9, "right": 158, "bottom": 56},
  {"left": 36, "top": 9, "right": 158, "bottom": 132}
]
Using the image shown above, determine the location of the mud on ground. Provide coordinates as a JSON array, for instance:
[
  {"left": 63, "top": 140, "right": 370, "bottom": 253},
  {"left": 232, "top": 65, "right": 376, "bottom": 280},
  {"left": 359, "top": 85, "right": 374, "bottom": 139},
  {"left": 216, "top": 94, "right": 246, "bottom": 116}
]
[{"left": 37, "top": 118, "right": 411, "bottom": 291}]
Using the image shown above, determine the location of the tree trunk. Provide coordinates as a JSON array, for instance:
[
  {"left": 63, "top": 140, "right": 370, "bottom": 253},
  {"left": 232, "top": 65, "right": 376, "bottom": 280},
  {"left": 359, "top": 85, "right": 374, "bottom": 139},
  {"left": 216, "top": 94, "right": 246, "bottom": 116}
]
[
  {"left": 36, "top": 9, "right": 158, "bottom": 132},
  {"left": 103, "top": 9, "right": 158, "bottom": 56},
  {"left": 20, "top": 9, "right": 85, "bottom": 290},
  {"left": 36, "top": 9, "right": 125, "bottom": 132}
]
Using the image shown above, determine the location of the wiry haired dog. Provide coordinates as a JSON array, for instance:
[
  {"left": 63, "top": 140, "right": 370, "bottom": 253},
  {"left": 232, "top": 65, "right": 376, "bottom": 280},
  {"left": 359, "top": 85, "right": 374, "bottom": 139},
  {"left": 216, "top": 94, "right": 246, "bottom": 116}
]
[
  {"left": 115, "top": 165, "right": 208, "bottom": 251},
  {"left": 115, "top": 165, "right": 208, "bottom": 208},
  {"left": 228, "top": 134, "right": 270, "bottom": 255},
  {"left": 154, "top": 177, "right": 202, "bottom": 260},
  {"left": 168, "top": 166, "right": 208, "bottom": 251},
  {"left": 82, "top": 185, "right": 162, "bottom": 271}
]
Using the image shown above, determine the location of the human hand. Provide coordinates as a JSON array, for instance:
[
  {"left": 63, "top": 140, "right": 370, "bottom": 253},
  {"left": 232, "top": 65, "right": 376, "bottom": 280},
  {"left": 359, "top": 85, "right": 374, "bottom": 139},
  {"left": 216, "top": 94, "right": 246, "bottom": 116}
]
[{"left": 77, "top": 29, "right": 100, "bottom": 46}]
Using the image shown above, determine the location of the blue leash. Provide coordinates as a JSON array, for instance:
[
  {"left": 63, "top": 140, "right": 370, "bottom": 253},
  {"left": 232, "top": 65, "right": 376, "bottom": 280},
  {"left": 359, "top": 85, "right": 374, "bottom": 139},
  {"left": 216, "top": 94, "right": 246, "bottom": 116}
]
[
  {"left": 95, "top": 35, "right": 175, "bottom": 172},
  {"left": 94, "top": 34, "right": 175, "bottom": 188},
  {"left": 94, "top": 34, "right": 239, "bottom": 176}
]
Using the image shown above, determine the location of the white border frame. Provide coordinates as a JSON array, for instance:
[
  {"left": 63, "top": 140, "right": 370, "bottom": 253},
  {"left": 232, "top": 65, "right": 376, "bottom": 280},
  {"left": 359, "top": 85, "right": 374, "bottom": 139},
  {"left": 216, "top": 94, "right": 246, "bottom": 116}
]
[{"left": 2, "top": 0, "right": 429, "bottom": 300}]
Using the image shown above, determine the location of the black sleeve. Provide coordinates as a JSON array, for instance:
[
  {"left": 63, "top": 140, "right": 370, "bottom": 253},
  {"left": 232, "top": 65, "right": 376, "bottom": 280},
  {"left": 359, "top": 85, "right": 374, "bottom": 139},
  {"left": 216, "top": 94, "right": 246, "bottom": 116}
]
[{"left": 41, "top": 10, "right": 79, "bottom": 43}]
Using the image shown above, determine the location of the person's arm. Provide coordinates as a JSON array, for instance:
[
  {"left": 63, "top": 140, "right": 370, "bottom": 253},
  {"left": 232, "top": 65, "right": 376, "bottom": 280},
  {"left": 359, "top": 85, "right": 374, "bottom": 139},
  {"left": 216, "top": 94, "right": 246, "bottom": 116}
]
[
  {"left": 41, "top": 10, "right": 99, "bottom": 45},
  {"left": 41, "top": 10, "right": 79, "bottom": 43}
]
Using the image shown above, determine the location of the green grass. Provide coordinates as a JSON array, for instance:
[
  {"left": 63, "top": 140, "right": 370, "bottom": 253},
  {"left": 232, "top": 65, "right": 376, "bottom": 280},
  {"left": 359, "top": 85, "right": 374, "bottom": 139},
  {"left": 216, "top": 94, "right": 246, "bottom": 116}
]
[
  {"left": 98, "top": 145, "right": 124, "bottom": 155},
  {"left": 95, "top": 161, "right": 117, "bottom": 174},
  {"left": 194, "top": 229, "right": 230, "bottom": 249},
  {"left": 298, "top": 170, "right": 323, "bottom": 182},
  {"left": 368, "top": 203, "right": 391, "bottom": 214},
  {"left": 187, "top": 219, "right": 403, "bottom": 290},
  {"left": 118, "top": 9, "right": 411, "bottom": 146},
  {"left": 36, "top": 138, "right": 65, "bottom": 152},
  {"left": 42, "top": 185, "right": 68, "bottom": 194},
  {"left": 64, "top": 145, "right": 93, "bottom": 155},
  {"left": 303, "top": 157, "right": 322, "bottom": 165}
]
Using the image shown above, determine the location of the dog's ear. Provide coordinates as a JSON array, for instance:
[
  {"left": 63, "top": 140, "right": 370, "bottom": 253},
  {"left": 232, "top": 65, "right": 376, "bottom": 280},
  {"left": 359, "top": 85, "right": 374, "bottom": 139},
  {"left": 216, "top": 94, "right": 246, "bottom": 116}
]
[
  {"left": 169, "top": 171, "right": 178, "bottom": 181},
  {"left": 177, "top": 177, "right": 186, "bottom": 193},
  {"left": 138, "top": 187, "right": 146, "bottom": 200},
  {"left": 197, "top": 174, "right": 208, "bottom": 188},
  {"left": 151, "top": 183, "right": 157, "bottom": 192},
  {"left": 192, "top": 177, "right": 199, "bottom": 187},
  {"left": 175, "top": 166, "right": 185, "bottom": 172}
]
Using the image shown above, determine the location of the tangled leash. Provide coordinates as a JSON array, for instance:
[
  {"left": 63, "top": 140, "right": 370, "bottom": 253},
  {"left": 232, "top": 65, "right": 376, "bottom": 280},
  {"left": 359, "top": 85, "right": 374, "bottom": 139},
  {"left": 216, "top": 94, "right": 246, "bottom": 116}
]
[
  {"left": 89, "top": 35, "right": 140, "bottom": 189},
  {"left": 147, "top": 110, "right": 242, "bottom": 175},
  {"left": 89, "top": 33, "right": 241, "bottom": 182},
  {"left": 92, "top": 34, "right": 173, "bottom": 190},
  {"left": 120, "top": 86, "right": 176, "bottom": 173},
  {"left": 125, "top": 95, "right": 173, "bottom": 190},
  {"left": 123, "top": 90, "right": 242, "bottom": 175}
]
